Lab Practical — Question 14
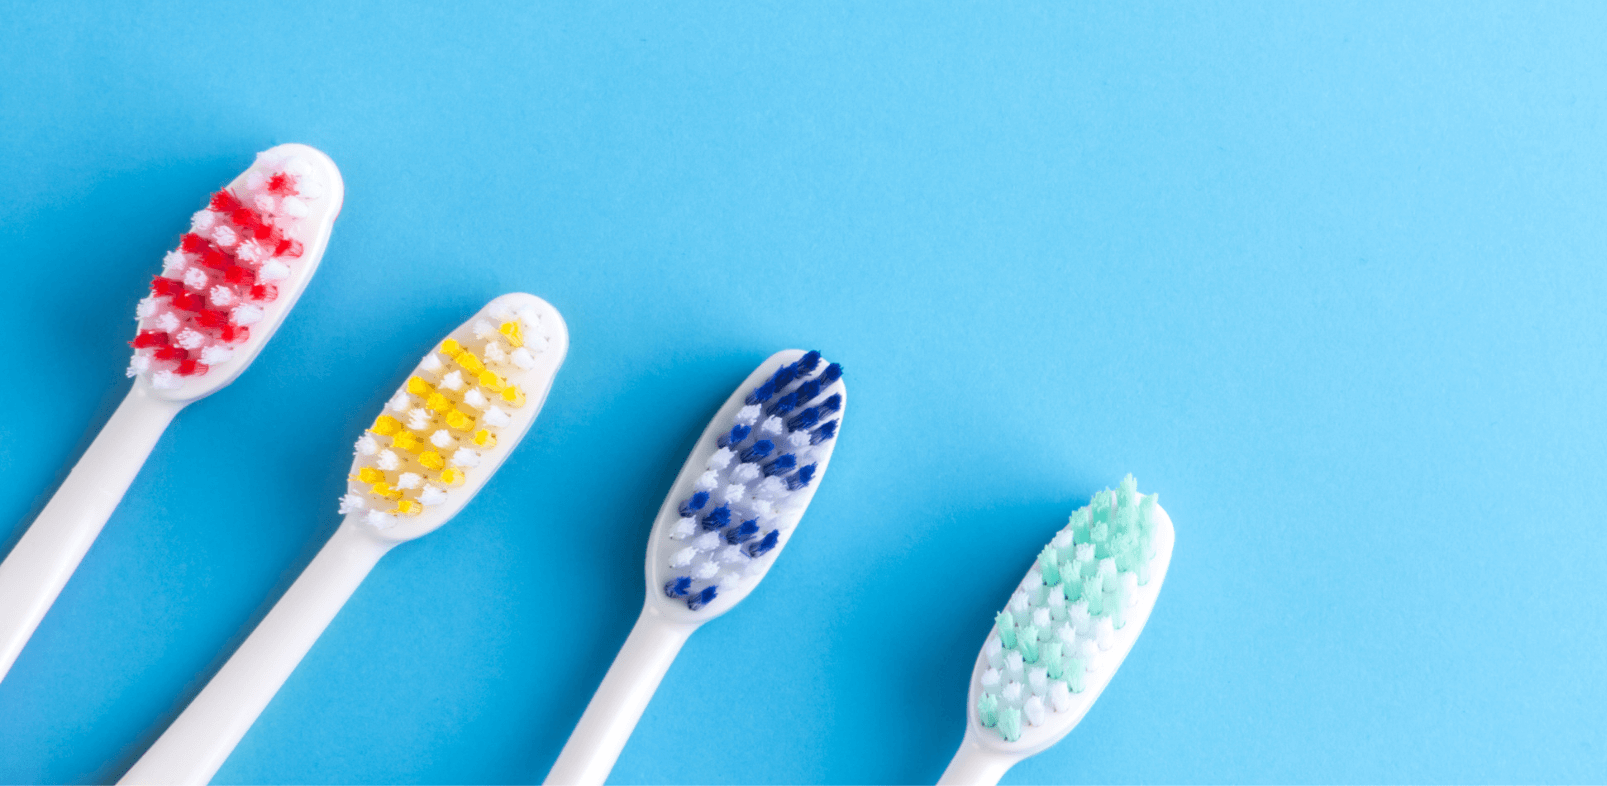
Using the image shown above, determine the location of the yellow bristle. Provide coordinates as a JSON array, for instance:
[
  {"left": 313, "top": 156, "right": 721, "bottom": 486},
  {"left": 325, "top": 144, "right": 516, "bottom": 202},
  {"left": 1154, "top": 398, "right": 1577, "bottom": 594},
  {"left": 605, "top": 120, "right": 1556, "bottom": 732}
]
[
  {"left": 498, "top": 321, "right": 524, "bottom": 347},
  {"left": 393, "top": 431, "right": 424, "bottom": 453},
  {"left": 501, "top": 386, "right": 525, "bottom": 407},
  {"left": 439, "top": 468, "right": 465, "bottom": 486},
  {"left": 372, "top": 415, "right": 402, "bottom": 436},
  {"left": 395, "top": 499, "right": 423, "bottom": 516},
  {"left": 472, "top": 429, "right": 497, "bottom": 448},
  {"left": 446, "top": 409, "right": 475, "bottom": 430},
  {"left": 457, "top": 352, "right": 486, "bottom": 375},
  {"left": 440, "top": 338, "right": 464, "bottom": 358},
  {"left": 371, "top": 482, "right": 402, "bottom": 500},
  {"left": 477, "top": 370, "right": 504, "bottom": 393},
  {"left": 407, "top": 376, "right": 435, "bottom": 397},
  {"left": 356, "top": 467, "right": 385, "bottom": 484},
  {"left": 419, "top": 451, "right": 445, "bottom": 471},
  {"left": 426, "top": 393, "right": 454, "bottom": 414}
]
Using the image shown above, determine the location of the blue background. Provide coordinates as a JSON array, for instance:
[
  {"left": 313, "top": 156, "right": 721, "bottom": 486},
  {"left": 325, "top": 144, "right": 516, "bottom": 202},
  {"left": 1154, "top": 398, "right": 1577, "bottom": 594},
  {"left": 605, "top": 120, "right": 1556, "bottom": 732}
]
[{"left": 1, "top": 1, "right": 1603, "bottom": 783}]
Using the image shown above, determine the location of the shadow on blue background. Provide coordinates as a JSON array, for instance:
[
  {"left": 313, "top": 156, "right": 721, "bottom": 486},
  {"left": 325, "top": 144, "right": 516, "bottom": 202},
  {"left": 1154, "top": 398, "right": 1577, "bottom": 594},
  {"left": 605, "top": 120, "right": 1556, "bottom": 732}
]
[{"left": 1, "top": 1, "right": 1604, "bottom": 784}]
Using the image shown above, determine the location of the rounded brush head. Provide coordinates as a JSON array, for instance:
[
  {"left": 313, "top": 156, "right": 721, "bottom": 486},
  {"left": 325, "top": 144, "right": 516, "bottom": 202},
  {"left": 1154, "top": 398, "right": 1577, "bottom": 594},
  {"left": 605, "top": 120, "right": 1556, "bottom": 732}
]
[
  {"left": 128, "top": 143, "right": 344, "bottom": 402},
  {"left": 963, "top": 476, "right": 1175, "bottom": 758},
  {"left": 645, "top": 349, "right": 847, "bottom": 623},
  {"left": 337, "top": 293, "right": 569, "bottom": 544}
]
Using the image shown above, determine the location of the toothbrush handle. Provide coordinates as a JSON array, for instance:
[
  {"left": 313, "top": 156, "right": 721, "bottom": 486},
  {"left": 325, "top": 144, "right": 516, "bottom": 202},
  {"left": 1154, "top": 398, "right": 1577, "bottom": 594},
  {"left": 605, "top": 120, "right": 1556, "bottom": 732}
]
[
  {"left": 937, "top": 728, "right": 1021, "bottom": 786},
  {"left": 120, "top": 521, "right": 392, "bottom": 786},
  {"left": 545, "top": 605, "right": 698, "bottom": 786},
  {"left": 0, "top": 386, "right": 182, "bottom": 683}
]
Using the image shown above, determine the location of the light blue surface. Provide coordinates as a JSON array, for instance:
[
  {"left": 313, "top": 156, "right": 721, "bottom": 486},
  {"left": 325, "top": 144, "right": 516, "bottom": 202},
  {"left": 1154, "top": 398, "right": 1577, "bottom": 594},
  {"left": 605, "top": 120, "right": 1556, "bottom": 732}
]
[{"left": 1, "top": 2, "right": 1604, "bottom": 783}]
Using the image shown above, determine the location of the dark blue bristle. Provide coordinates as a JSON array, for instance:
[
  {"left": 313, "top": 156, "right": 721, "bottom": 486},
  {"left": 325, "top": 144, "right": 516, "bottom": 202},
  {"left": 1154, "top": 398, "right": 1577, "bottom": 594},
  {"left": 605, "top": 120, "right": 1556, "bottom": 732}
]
[
  {"left": 725, "top": 519, "right": 760, "bottom": 544},
  {"left": 768, "top": 391, "right": 800, "bottom": 416},
  {"left": 773, "top": 362, "right": 800, "bottom": 389},
  {"left": 745, "top": 379, "right": 777, "bottom": 405},
  {"left": 717, "top": 424, "right": 751, "bottom": 448},
  {"left": 743, "top": 529, "right": 780, "bottom": 558},
  {"left": 820, "top": 393, "right": 842, "bottom": 413},
  {"left": 811, "top": 420, "right": 838, "bottom": 445},
  {"left": 763, "top": 454, "right": 797, "bottom": 477},
  {"left": 739, "top": 440, "right": 774, "bottom": 463},
  {"left": 664, "top": 577, "right": 692, "bottom": 598},
  {"left": 786, "top": 463, "right": 818, "bottom": 490},
  {"left": 798, "top": 350, "right": 821, "bottom": 373},
  {"left": 787, "top": 407, "right": 821, "bottom": 432},
  {"left": 701, "top": 505, "right": 731, "bottom": 531},
  {"left": 794, "top": 378, "right": 822, "bottom": 404},
  {"left": 819, "top": 363, "right": 842, "bottom": 385},
  {"left": 688, "top": 585, "right": 718, "bottom": 611},
  {"left": 678, "top": 491, "right": 710, "bottom": 517}
]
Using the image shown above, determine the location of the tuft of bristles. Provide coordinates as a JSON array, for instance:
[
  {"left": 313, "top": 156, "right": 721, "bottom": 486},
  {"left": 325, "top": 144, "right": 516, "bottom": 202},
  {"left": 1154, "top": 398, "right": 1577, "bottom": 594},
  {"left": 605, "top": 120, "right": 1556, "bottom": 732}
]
[
  {"left": 337, "top": 303, "right": 553, "bottom": 530},
  {"left": 127, "top": 153, "right": 325, "bottom": 389},
  {"left": 660, "top": 351, "right": 844, "bottom": 611},
  {"left": 976, "top": 475, "right": 1160, "bottom": 742}
]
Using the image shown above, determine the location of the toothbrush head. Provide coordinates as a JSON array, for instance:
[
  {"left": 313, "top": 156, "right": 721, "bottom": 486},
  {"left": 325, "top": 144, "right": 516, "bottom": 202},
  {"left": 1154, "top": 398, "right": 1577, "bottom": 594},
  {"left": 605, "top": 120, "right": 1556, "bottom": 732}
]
[
  {"left": 128, "top": 143, "right": 343, "bottom": 402},
  {"left": 965, "top": 475, "right": 1175, "bottom": 757},
  {"left": 646, "top": 349, "right": 847, "bottom": 622},
  {"left": 338, "top": 293, "right": 569, "bottom": 543}
]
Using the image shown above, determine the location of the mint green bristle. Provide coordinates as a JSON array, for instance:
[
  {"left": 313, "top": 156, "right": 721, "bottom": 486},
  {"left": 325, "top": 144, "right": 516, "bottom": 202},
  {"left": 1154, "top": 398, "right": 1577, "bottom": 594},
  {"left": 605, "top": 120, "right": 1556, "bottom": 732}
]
[
  {"left": 1039, "top": 547, "right": 1061, "bottom": 585},
  {"left": 1064, "top": 659, "right": 1087, "bottom": 692},
  {"left": 1084, "top": 577, "right": 1105, "bottom": 616},
  {"left": 1107, "top": 588, "right": 1126, "bottom": 629},
  {"left": 995, "top": 611, "right": 1016, "bottom": 649},
  {"left": 1091, "top": 490, "right": 1112, "bottom": 523},
  {"left": 1060, "top": 569, "right": 1083, "bottom": 602},
  {"left": 1069, "top": 507, "right": 1091, "bottom": 542},
  {"left": 997, "top": 707, "right": 1022, "bottom": 741},
  {"left": 1018, "top": 626, "right": 1040, "bottom": 663},
  {"left": 1043, "top": 641, "right": 1064, "bottom": 679},
  {"left": 978, "top": 693, "right": 999, "bottom": 727},
  {"left": 1118, "top": 474, "right": 1138, "bottom": 508}
]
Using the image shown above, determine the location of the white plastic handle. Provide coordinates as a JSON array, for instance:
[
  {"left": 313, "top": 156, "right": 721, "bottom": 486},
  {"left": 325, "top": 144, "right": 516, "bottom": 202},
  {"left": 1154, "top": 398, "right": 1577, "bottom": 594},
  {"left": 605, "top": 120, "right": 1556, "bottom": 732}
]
[
  {"left": 938, "top": 728, "right": 1022, "bottom": 786},
  {"left": 120, "top": 520, "right": 393, "bottom": 786},
  {"left": 545, "top": 604, "right": 699, "bottom": 785},
  {"left": 0, "top": 385, "right": 182, "bottom": 683}
]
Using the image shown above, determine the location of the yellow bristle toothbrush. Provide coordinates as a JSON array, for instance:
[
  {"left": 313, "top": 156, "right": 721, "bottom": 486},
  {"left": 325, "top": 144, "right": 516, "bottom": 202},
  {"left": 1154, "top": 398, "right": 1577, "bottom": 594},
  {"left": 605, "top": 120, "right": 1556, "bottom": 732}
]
[{"left": 119, "top": 293, "right": 568, "bottom": 786}]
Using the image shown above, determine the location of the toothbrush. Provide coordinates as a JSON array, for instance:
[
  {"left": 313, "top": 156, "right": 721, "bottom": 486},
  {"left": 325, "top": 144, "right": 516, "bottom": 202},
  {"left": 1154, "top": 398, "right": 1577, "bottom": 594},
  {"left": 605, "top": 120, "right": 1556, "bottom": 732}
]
[
  {"left": 0, "top": 145, "right": 343, "bottom": 684},
  {"left": 545, "top": 349, "right": 846, "bottom": 786},
  {"left": 119, "top": 293, "right": 569, "bottom": 786},
  {"left": 938, "top": 475, "right": 1175, "bottom": 785}
]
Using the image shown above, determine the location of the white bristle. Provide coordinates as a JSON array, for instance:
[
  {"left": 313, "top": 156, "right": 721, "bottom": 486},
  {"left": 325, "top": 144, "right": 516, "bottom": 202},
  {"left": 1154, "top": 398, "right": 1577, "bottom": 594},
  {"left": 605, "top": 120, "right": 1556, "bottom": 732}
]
[
  {"left": 253, "top": 194, "right": 276, "bottom": 214},
  {"left": 1005, "top": 650, "right": 1025, "bottom": 681},
  {"left": 135, "top": 297, "right": 159, "bottom": 319},
  {"left": 175, "top": 328, "right": 205, "bottom": 350},
  {"left": 377, "top": 450, "right": 401, "bottom": 471},
  {"left": 211, "top": 225, "right": 237, "bottom": 248},
  {"left": 1121, "top": 572, "right": 1139, "bottom": 606},
  {"left": 487, "top": 302, "right": 513, "bottom": 321},
  {"left": 1028, "top": 667, "right": 1049, "bottom": 696},
  {"left": 516, "top": 307, "right": 541, "bottom": 328},
  {"left": 693, "top": 532, "right": 720, "bottom": 551},
  {"left": 419, "top": 486, "right": 447, "bottom": 506},
  {"left": 984, "top": 637, "right": 1004, "bottom": 668},
  {"left": 670, "top": 547, "right": 696, "bottom": 568},
  {"left": 1023, "top": 696, "right": 1045, "bottom": 727},
  {"left": 483, "top": 407, "right": 511, "bottom": 428},
  {"left": 1032, "top": 607, "right": 1052, "bottom": 631},
  {"left": 387, "top": 391, "right": 412, "bottom": 412},
  {"left": 1052, "top": 530, "right": 1074, "bottom": 549},
  {"left": 1075, "top": 543, "right": 1094, "bottom": 562},
  {"left": 760, "top": 416, "right": 784, "bottom": 436},
  {"left": 721, "top": 484, "right": 746, "bottom": 503},
  {"left": 716, "top": 545, "right": 746, "bottom": 564},
  {"left": 355, "top": 434, "right": 380, "bottom": 456},
  {"left": 707, "top": 447, "right": 734, "bottom": 471},
  {"left": 692, "top": 561, "right": 719, "bottom": 580},
  {"left": 151, "top": 370, "right": 180, "bottom": 389},
  {"left": 155, "top": 312, "right": 180, "bottom": 332},
  {"left": 462, "top": 388, "right": 489, "bottom": 409},
  {"left": 191, "top": 210, "right": 218, "bottom": 232},
  {"left": 245, "top": 170, "right": 267, "bottom": 191},
  {"left": 787, "top": 431, "right": 811, "bottom": 450},
  {"left": 365, "top": 510, "right": 396, "bottom": 529},
  {"left": 483, "top": 341, "right": 508, "bottom": 365},
  {"left": 1046, "top": 587, "right": 1066, "bottom": 616},
  {"left": 440, "top": 370, "right": 465, "bottom": 391},
  {"left": 161, "top": 251, "right": 188, "bottom": 275},
  {"left": 730, "top": 463, "right": 761, "bottom": 483},
  {"left": 126, "top": 354, "right": 150, "bottom": 377},
  {"left": 420, "top": 353, "right": 444, "bottom": 374},
  {"left": 671, "top": 518, "right": 697, "bottom": 539},
  {"left": 754, "top": 476, "right": 786, "bottom": 497},
  {"left": 231, "top": 304, "right": 264, "bottom": 326},
  {"left": 208, "top": 285, "right": 236, "bottom": 308},
  {"left": 1002, "top": 682, "right": 1024, "bottom": 705},
  {"left": 473, "top": 320, "right": 497, "bottom": 340},
  {"left": 338, "top": 494, "right": 367, "bottom": 514},
  {"left": 449, "top": 448, "right": 480, "bottom": 468},
  {"left": 258, "top": 260, "right": 290, "bottom": 281},
  {"left": 397, "top": 472, "right": 423, "bottom": 490},
  {"left": 751, "top": 499, "right": 774, "bottom": 518},
  {"left": 1049, "top": 681, "right": 1073, "bottom": 712},
  {"left": 981, "top": 668, "right": 1002, "bottom": 694},
  {"left": 235, "top": 239, "right": 266, "bottom": 264},
  {"left": 694, "top": 470, "right": 719, "bottom": 491},
  {"left": 407, "top": 409, "right": 432, "bottom": 431},
  {"left": 183, "top": 268, "right": 208, "bottom": 291},
  {"left": 734, "top": 405, "right": 760, "bottom": 425},
  {"left": 1095, "top": 617, "right": 1115, "bottom": 650},
  {"left": 1022, "top": 569, "right": 1044, "bottom": 594},
  {"left": 430, "top": 430, "right": 454, "bottom": 449},
  {"left": 280, "top": 196, "right": 308, "bottom": 218},
  {"left": 510, "top": 347, "right": 536, "bottom": 369},
  {"left": 1068, "top": 601, "right": 1092, "bottom": 634},
  {"left": 1008, "top": 591, "right": 1030, "bottom": 617},
  {"left": 199, "top": 345, "right": 234, "bottom": 365},
  {"left": 525, "top": 335, "right": 549, "bottom": 353}
]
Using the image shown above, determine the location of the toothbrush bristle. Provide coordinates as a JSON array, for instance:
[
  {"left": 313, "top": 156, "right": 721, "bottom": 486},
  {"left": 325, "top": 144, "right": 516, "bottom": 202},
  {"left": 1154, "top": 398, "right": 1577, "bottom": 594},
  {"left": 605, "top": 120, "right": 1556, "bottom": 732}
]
[
  {"left": 127, "top": 151, "right": 325, "bottom": 389},
  {"left": 661, "top": 351, "right": 844, "bottom": 610},
  {"left": 975, "top": 475, "right": 1160, "bottom": 741},
  {"left": 341, "top": 306, "right": 554, "bottom": 528}
]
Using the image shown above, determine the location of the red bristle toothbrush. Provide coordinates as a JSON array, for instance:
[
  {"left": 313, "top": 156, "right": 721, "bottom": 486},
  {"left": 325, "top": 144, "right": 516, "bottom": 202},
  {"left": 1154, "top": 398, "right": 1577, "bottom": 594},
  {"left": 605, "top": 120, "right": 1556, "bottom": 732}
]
[{"left": 0, "top": 144, "right": 343, "bottom": 684}]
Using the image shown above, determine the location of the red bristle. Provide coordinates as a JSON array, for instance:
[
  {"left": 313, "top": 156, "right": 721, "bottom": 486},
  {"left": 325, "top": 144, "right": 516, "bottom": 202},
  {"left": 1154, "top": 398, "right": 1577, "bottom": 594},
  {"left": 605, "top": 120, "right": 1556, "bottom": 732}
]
[
  {"left": 155, "top": 346, "right": 187, "bottom": 361},
  {"left": 201, "top": 248, "right": 229, "bottom": 270},
  {"left": 195, "top": 309, "right": 229, "bottom": 329},
  {"left": 249, "top": 284, "right": 278, "bottom": 303},
  {"left": 176, "top": 359, "right": 209, "bottom": 377},
  {"left": 231, "top": 208, "right": 260, "bottom": 231},
  {"left": 220, "top": 324, "right": 250, "bottom": 343},
  {"left": 172, "top": 293, "right": 205, "bottom": 313},
  {"left": 274, "top": 238, "right": 303, "bottom": 258},
  {"left": 209, "top": 190, "right": 241, "bottom": 213},
  {"left": 131, "top": 330, "right": 169, "bottom": 348},
  {"left": 151, "top": 276, "right": 183, "bottom": 296},
  {"left": 266, "top": 172, "right": 297, "bottom": 195},
  {"left": 223, "top": 264, "right": 255, "bottom": 285},
  {"left": 251, "top": 221, "right": 274, "bottom": 240},
  {"left": 180, "top": 233, "right": 206, "bottom": 253}
]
